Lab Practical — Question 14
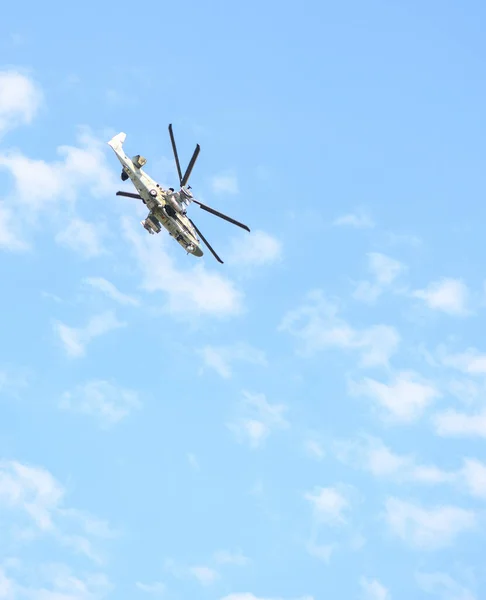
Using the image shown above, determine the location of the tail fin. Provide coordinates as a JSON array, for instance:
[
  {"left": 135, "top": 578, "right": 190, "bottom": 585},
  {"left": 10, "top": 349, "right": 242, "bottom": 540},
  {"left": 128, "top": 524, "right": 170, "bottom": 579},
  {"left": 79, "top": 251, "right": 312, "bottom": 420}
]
[{"left": 107, "top": 132, "right": 127, "bottom": 151}]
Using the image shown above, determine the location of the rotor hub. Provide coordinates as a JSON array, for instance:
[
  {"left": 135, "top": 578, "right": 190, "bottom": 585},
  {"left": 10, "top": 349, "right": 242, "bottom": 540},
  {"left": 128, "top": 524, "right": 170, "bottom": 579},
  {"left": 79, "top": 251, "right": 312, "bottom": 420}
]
[{"left": 180, "top": 186, "right": 194, "bottom": 201}]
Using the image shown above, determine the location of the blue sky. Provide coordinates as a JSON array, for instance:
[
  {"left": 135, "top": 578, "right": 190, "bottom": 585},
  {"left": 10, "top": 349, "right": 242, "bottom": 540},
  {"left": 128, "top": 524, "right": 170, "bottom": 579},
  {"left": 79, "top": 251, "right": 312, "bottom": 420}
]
[{"left": 1, "top": 1, "right": 486, "bottom": 599}]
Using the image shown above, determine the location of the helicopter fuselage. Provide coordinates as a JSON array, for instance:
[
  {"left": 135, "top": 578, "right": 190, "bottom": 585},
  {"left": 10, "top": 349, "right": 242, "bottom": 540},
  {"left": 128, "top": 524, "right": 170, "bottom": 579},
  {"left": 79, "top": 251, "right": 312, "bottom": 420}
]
[{"left": 107, "top": 133, "right": 203, "bottom": 257}]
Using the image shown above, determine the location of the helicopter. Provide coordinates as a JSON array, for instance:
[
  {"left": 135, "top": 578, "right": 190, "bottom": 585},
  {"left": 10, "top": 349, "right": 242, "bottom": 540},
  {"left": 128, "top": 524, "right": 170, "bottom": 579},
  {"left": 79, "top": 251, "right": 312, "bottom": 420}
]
[{"left": 107, "top": 124, "right": 250, "bottom": 264}]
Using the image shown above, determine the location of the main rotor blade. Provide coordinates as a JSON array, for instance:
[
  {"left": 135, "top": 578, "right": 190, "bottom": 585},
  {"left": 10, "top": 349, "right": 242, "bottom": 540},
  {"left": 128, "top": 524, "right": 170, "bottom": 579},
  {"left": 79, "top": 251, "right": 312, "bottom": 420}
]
[
  {"left": 181, "top": 144, "right": 200, "bottom": 187},
  {"left": 116, "top": 191, "right": 142, "bottom": 199},
  {"left": 168, "top": 124, "right": 183, "bottom": 186},
  {"left": 192, "top": 200, "right": 250, "bottom": 232},
  {"left": 188, "top": 218, "right": 223, "bottom": 264}
]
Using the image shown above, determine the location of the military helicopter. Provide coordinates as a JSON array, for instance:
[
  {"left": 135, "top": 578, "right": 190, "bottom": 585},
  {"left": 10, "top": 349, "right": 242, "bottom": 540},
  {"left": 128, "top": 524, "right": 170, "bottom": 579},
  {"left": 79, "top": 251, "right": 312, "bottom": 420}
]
[{"left": 107, "top": 125, "right": 250, "bottom": 264}]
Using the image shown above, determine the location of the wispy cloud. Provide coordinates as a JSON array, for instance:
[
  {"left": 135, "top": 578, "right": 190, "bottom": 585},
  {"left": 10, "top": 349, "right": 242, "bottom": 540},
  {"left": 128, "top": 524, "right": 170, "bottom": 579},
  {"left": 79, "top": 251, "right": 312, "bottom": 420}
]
[
  {"left": 228, "top": 391, "right": 289, "bottom": 448},
  {"left": 136, "top": 581, "right": 166, "bottom": 595},
  {"left": 0, "top": 365, "right": 29, "bottom": 397},
  {"left": 304, "top": 439, "right": 325, "bottom": 460},
  {"left": 304, "top": 485, "right": 353, "bottom": 526},
  {"left": 333, "top": 210, "right": 374, "bottom": 229},
  {"left": 227, "top": 230, "right": 282, "bottom": 267},
  {"left": 306, "top": 541, "right": 333, "bottom": 563},
  {"left": 164, "top": 559, "right": 219, "bottom": 587},
  {"left": 59, "top": 380, "right": 142, "bottom": 426},
  {"left": 438, "top": 345, "right": 486, "bottom": 375},
  {"left": 222, "top": 595, "right": 314, "bottom": 600},
  {"left": 360, "top": 577, "right": 390, "bottom": 600},
  {"left": 333, "top": 435, "right": 451, "bottom": 482},
  {"left": 433, "top": 408, "right": 486, "bottom": 438},
  {"left": 189, "top": 566, "right": 219, "bottom": 585},
  {"left": 54, "top": 311, "right": 126, "bottom": 358},
  {"left": 457, "top": 459, "right": 486, "bottom": 498},
  {"left": 55, "top": 218, "right": 106, "bottom": 258},
  {"left": 0, "top": 202, "right": 28, "bottom": 251},
  {"left": 0, "top": 460, "right": 115, "bottom": 563},
  {"left": 353, "top": 252, "right": 406, "bottom": 304},
  {"left": 348, "top": 371, "right": 441, "bottom": 423},
  {"left": 213, "top": 550, "right": 249, "bottom": 566},
  {"left": 412, "top": 278, "right": 470, "bottom": 316},
  {"left": 416, "top": 571, "right": 477, "bottom": 600},
  {"left": 279, "top": 290, "right": 399, "bottom": 367},
  {"left": 199, "top": 342, "right": 267, "bottom": 378},
  {"left": 384, "top": 497, "right": 476, "bottom": 550},
  {"left": 333, "top": 435, "right": 486, "bottom": 498},
  {"left": 83, "top": 277, "right": 139, "bottom": 306},
  {"left": 211, "top": 171, "right": 238, "bottom": 194},
  {"left": 1, "top": 563, "right": 112, "bottom": 600}
]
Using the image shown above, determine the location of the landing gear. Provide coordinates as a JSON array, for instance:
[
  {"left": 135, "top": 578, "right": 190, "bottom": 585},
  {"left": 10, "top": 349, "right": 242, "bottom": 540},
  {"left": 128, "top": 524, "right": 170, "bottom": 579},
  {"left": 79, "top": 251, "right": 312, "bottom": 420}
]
[{"left": 121, "top": 170, "right": 129, "bottom": 181}]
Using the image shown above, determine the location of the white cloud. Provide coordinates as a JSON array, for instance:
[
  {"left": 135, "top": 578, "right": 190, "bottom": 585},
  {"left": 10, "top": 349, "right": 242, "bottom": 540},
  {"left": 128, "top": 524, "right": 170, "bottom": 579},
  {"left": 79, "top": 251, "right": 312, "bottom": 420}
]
[
  {"left": 337, "top": 437, "right": 486, "bottom": 500},
  {"left": 211, "top": 172, "right": 238, "bottom": 194},
  {"left": 384, "top": 497, "right": 476, "bottom": 550},
  {"left": 227, "top": 230, "right": 282, "bottom": 267},
  {"left": 353, "top": 252, "right": 405, "bottom": 304},
  {"left": 54, "top": 311, "right": 125, "bottom": 358},
  {"left": 334, "top": 435, "right": 467, "bottom": 489},
  {"left": 214, "top": 550, "right": 249, "bottom": 566},
  {"left": 0, "top": 202, "right": 28, "bottom": 251},
  {"left": 122, "top": 217, "right": 243, "bottom": 318},
  {"left": 0, "top": 460, "right": 63, "bottom": 531},
  {"left": 189, "top": 566, "right": 219, "bottom": 586},
  {"left": 349, "top": 371, "right": 441, "bottom": 423},
  {"left": 59, "top": 380, "right": 142, "bottom": 426},
  {"left": 445, "top": 378, "right": 484, "bottom": 405},
  {"left": 368, "top": 253, "right": 404, "bottom": 285},
  {"left": 1, "top": 563, "right": 112, "bottom": 600},
  {"left": 164, "top": 559, "right": 221, "bottom": 587},
  {"left": 83, "top": 277, "right": 139, "bottom": 306},
  {"left": 359, "top": 439, "right": 411, "bottom": 478},
  {"left": 360, "top": 578, "right": 390, "bottom": 600},
  {"left": 228, "top": 391, "right": 289, "bottom": 448},
  {"left": 0, "top": 127, "right": 118, "bottom": 213},
  {"left": 416, "top": 572, "right": 476, "bottom": 600},
  {"left": 136, "top": 582, "right": 166, "bottom": 595},
  {"left": 460, "top": 459, "right": 486, "bottom": 499},
  {"left": 0, "top": 460, "right": 114, "bottom": 563},
  {"left": 199, "top": 342, "right": 267, "bottom": 378},
  {"left": 433, "top": 408, "right": 486, "bottom": 438},
  {"left": 412, "top": 278, "right": 470, "bottom": 316},
  {"left": 333, "top": 210, "right": 374, "bottom": 228},
  {"left": 279, "top": 290, "right": 399, "bottom": 367},
  {"left": 56, "top": 218, "right": 105, "bottom": 258},
  {"left": 439, "top": 346, "right": 486, "bottom": 375},
  {"left": 304, "top": 485, "right": 352, "bottom": 526},
  {"left": 0, "top": 70, "right": 42, "bottom": 135},
  {"left": 0, "top": 568, "right": 12, "bottom": 598}
]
